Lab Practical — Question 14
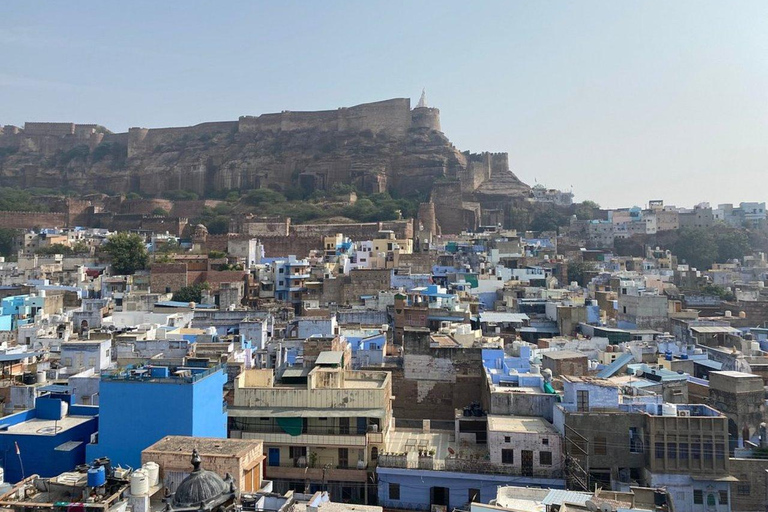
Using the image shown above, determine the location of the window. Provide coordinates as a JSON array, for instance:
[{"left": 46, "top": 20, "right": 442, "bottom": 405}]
[
  {"left": 577, "top": 390, "right": 589, "bottom": 412},
  {"left": 667, "top": 443, "right": 676, "bottom": 459},
  {"left": 679, "top": 443, "right": 688, "bottom": 460},
  {"left": 542, "top": 438, "right": 549, "bottom": 446},
  {"left": 703, "top": 442, "right": 713, "bottom": 460},
  {"left": 693, "top": 490, "right": 703, "bottom": 504},
  {"left": 715, "top": 443, "right": 725, "bottom": 460},
  {"left": 468, "top": 489, "right": 480, "bottom": 503},
  {"left": 655, "top": 442, "right": 664, "bottom": 459},
  {"left": 593, "top": 437, "right": 607, "bottom": 455},
  {"left": 737, "top": 483, "right": 751, "bottom": 496},
  {"left": 504, "top": 436, "right": 511, "bottom": 443},
  {"left": 719, "top": 491, "right": 728, "bottom": 505},
  {"left": 389, "top": 483, "right": 400, "bottom": 500},
  {"left": 501, "top": 449, "right": 514, "bottom": 464},
  {"left": 540, "top": 451, "right": 552, "bottom": 466},
  {"left": 691, "top": 443, "right": 701, "bottom": 460}
]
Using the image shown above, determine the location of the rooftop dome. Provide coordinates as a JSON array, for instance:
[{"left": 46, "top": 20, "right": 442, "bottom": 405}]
[{"left": 168, "top": 449, "right": 235, "bottom": 511}]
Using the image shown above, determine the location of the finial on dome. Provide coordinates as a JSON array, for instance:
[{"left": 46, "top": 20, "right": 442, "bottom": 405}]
[
  {"left": 191, "top": 449, "right": 202, "bottom": 472},
  {"left": 417, "top": 88, "right": 428, "bottom": 108}
]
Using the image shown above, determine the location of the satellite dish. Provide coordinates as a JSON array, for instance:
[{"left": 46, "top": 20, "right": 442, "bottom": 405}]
[
  {"left": 601, "top": 504, "right": 612, "bottom": 512},
  {"left": 585, "top": 501, "right": 598, "bottom": 512},
  {"left": 634, "top": 369, "right": 644, "bottom": 378}
]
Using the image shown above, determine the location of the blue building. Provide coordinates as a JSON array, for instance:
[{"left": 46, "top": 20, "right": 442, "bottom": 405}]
[
  {"left": 0, "top": 397, "right": 98, "bottom": 483},
  {"left": 86, "top": 365, "right": 227, "bottom": 468},
  {"left": 0, "top": 295, "right": 42, "bottom": 330}
]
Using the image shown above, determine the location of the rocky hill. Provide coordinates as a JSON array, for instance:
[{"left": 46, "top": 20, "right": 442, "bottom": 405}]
[{"left": 0, "top": 98, "right": 530, "bottom": 233}]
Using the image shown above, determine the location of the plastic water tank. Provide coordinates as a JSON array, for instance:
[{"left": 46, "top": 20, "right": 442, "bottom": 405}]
[
  {"left": 36, "top": 371, "right": 47, "bottom": 384},
  {"left": 87, "top": 465, "right": 106, "bottom": 487},
  {"left": 131, "top": 469, "right": 149, "bottom": 496},
  {"left": 143, "top": 462, "right": 159, "bottom": 487}
]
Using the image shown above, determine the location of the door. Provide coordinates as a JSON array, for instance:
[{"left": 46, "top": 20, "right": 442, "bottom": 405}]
[
  {"left": 431, "top": 487, "right": 449, "bottom": 508},
  {"left": 338, "top": 448, "right": 348, "bottom": 468},
  {"left": 339, "top": 417, "right": 350, "bottom": 435},
  {"left": 268, "top": 447, "right": 280, "bottom": 467},
  {"left": 521, "top": 450, "right": 533, "bottom": 477}
]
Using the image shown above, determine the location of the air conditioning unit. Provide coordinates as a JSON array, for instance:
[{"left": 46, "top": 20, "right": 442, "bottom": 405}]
[{"left": 678, "top": 410, "right": 691, "bottom": 417}]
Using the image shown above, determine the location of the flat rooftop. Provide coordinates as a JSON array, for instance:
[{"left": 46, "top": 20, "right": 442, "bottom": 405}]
[
  {"left": 144, "top": 435, "right": 261, "bottom": 457},
  {"left": 542, "top": 350, "right": 587, "bottom": 360},
  {"left": 487, "top": 415, "right": 557, "bottom": 434},
  {"left": 386, "top": 429, "right": 454, "bottom": 460},
  {"left": 3, "top": 415, "right": 91, "bottom": 435}
]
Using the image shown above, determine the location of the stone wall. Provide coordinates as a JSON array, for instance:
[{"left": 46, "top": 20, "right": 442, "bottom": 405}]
[
  {"left": 0, "top": 211, "right": 68, "bottom": 229},
  {"left": 391, "top": 328, "right": 485, "bottom": 421},
  {"left": 150, "top": 264, "right": 188, "bottom": 294},
  {"left": 238, "top": 98, "right": 412, "bottom": 137}
]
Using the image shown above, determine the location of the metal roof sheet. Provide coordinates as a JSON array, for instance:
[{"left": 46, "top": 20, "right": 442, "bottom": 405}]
[
  {"left": 541, "top": 490, "right": 592, "bottom": 506},
  {"left": 315, "top": 351, "right": 343, "bottom": 365},
  {"left": 596, "top": 352, "right": 635, "bottom": 378}
]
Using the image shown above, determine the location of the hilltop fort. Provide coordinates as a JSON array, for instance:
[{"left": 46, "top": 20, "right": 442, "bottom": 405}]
[{"left": 0, "top": 95, "right": 530, "bottom": 233}]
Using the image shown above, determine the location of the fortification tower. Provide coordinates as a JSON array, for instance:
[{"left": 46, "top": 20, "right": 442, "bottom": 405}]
[{"left": 411, "top": 89, "right": 441, "bottom": 131}]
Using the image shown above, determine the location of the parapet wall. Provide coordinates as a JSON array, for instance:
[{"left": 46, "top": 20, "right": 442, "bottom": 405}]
[{"left": 239, "top": 98, "right": 412, "bottom": 137}]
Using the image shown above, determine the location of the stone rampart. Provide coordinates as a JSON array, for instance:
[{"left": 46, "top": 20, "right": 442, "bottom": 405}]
[{"left": 239, "top": 98, "right": 412, "bottom": 137}]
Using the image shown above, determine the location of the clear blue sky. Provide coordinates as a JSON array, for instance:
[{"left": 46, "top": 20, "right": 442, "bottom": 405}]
[{"left": 1, "top": 1, "right": 766, "bottom": 208}]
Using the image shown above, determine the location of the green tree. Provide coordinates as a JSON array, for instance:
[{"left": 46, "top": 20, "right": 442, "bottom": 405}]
[
  {"left": 574, "top": 200, "right": 600, "bottom": 221},
  {"left": 103, "top": 232, "right": 149, "bottom": 275},
  {"left": 567, "top": 261, "right": 597, "bottom": 287},
  {"left": 243, "top": 188, "right": 286, "bottom": 206},
  {"left": 36, "top": 243, "right": 73, "bottom": 255},
  {"left": 172, "top": 283, "right": 208, "bottom": 303},
  {"left": 714, "top": 228, "right": 750, "bottom": 262},
  {"left": 0, "top": 228, "right": 18, "bottom": 258},
  {"left": 151, "top": 207, "right": 169, "bottom": 216},
  {"left": 674, "top": 228, "right": 717, "bottom": 270}
]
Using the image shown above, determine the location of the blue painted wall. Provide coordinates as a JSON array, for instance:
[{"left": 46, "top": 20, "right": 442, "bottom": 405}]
[
  {"left": 86, "top": 368, "right": 226, "bottom": 468},
  {"left": 0, "top": 400, "right": 98, "bottom": 483},
  {"left": 377, "top": 468, "right": 564, "bottom": 511}
]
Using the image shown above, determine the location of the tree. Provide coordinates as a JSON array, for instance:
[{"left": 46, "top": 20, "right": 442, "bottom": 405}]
[
  {"left": 573, "top": 200, "right": 600, "bottom": 221},
  {"left": 0, "top": 228, "right": 18, "bottom": 259},
  {"left": 172, "top": 283, "right": 208, "bottom": 303},
  {"left": 567, "top": 261, "right": 597, "bottom": 287},
  {"left": 674, "top": 228, "right": 717, "bottom": 270},
  {"left": 714, "top": 228, "right": 750, "bottom": 263},
  {"left": 243, "top": 188, "right": 286, "bottom": 206},
  {"left": 103, "top": 232, "right": 149, "bottom": 275}
]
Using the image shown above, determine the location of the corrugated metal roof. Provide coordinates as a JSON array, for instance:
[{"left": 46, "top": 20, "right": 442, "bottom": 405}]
[
  {"left": 541, "top": 489, "right": 591, "bottom": 506},
  {"left": 479, "top": 312, "right": 530, "bottom": 323},
  {"left": 281, "top": 367, "right": 310, "bottom": 379},
  {"left": 690, "top": 326, "right": 740, "bottom": 334},
  {"left": 596, "top": 352, "right": 635, "bottom": 378},
  {"left": 315, "top": 351, "right": 343, "bottom": 365}
]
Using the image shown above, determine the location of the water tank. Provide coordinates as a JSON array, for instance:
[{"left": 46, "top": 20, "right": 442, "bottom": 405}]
[
  {"left": 725, "top": 310, "right": 732, "bottom": 317},
  {"left": 36, "top": 371, "right": 47, "bottom": 384},
  {"left": 131, "top": 469, "right": 149, "bottom": 496},
  {"left": 143, "top": 462, "right": 159, "bottom": 487},
  {"left": 87, "top": 465, "right": 106, "bottom": 488},
  {"left": 739, "top": 311, "right": 747, "bottom": 319},
  {"left": 0, "top": 466, "right": 4, "bottom": 484}
]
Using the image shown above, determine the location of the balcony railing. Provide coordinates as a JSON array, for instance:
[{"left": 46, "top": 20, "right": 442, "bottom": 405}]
[
  {"left": 265, "top": 464, "right": 369, "bottom": 482},
  {"left": 377, "top": 454, "right": 563, "bottom": 479}
]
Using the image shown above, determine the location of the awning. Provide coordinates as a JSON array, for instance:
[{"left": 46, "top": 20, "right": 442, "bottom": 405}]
[{"left": 276, "top": 417, "right": 303, "bottom": 436}]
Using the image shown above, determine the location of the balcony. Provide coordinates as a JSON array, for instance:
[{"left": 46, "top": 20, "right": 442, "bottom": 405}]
[
  {"left": 240, "top": 431, "right": 368, "bottom": 448},
  {"left": 265, "top": 464, "right": 368, "bottom": 482}
]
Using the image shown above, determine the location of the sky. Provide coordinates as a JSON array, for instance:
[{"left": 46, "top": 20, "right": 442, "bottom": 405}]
[{"left": 1, "top": 1, "right": 767, "bottom": 208}]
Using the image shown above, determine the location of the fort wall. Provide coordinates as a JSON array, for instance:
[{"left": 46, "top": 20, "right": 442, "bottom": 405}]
[{"left": 239, "top": 98, "right": 412, "bottom": 137}]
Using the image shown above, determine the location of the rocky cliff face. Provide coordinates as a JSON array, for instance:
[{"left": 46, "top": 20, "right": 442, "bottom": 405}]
[{"left": 0, "top": 99, "right": 530, "bottom": 232}]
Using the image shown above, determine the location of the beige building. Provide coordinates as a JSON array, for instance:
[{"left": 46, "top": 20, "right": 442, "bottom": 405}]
[
  {"left": 142, "top": 436, "right": 266, "bottom": 494},
  {"left": 486, "top": 415, "right": 563, "bottom": 478},
  {"left": 228, "top": 354, "right": 392, "bottom": 503}
]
